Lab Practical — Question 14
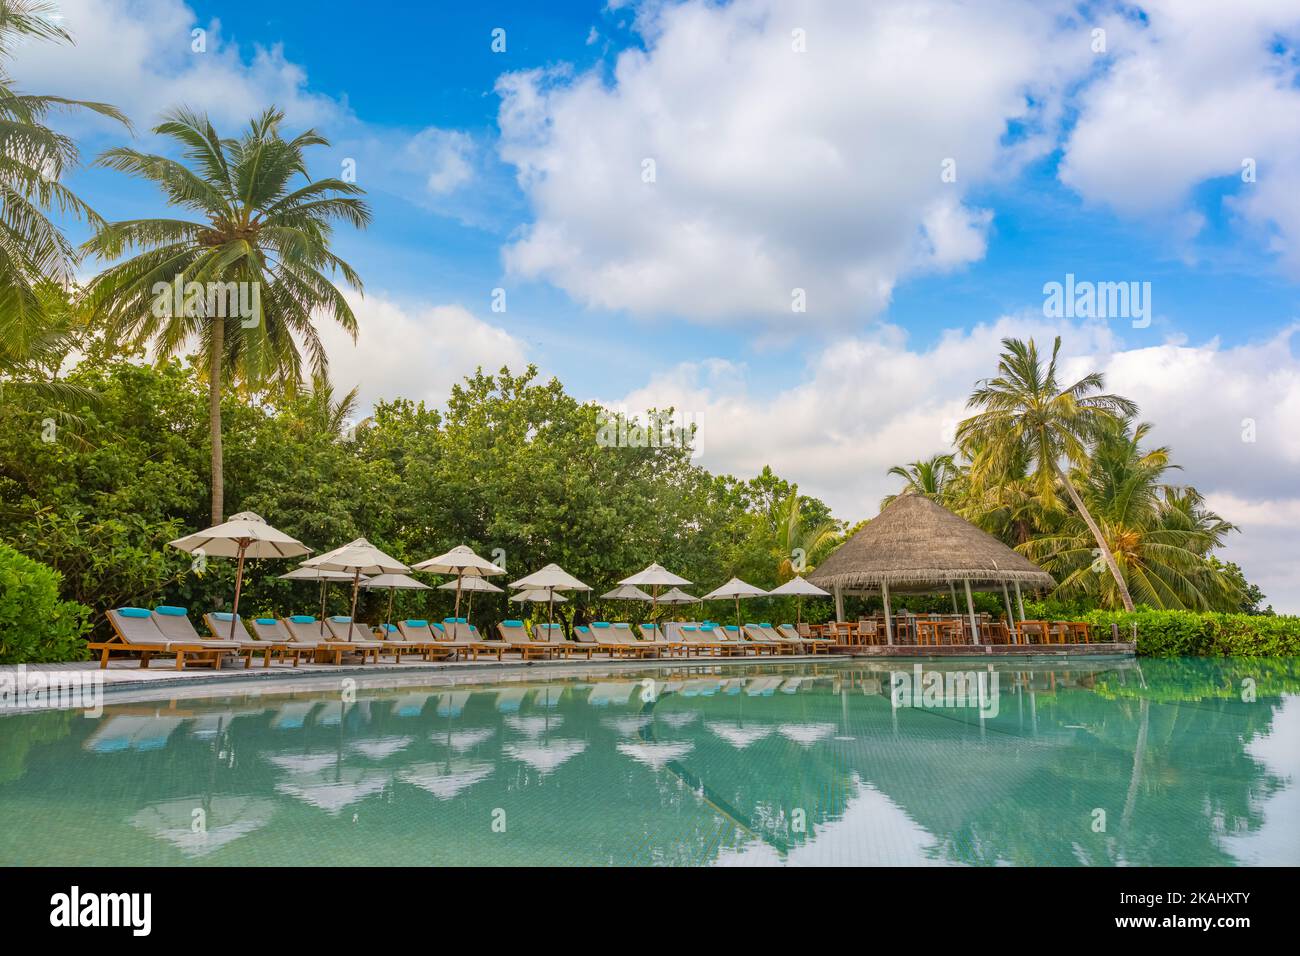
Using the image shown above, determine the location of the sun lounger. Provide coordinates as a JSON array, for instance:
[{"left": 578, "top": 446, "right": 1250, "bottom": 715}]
[
  {"left": 497, "top": 620, "right": 553, "bottom": 660},
  {"left": 535, "top": 622, "right": 596, "bottom": 659},
  {"left": 777, "top": 623, "right": 827, "bottom": 653},
  {"left": 588, "top": 621, "right": 653, "bottom": 658},
  {"left": 89, "top": 608, "right": 236, "bottom": 670},
  {"left": 202, "top": 611, "right": 304, "bottom": 668},
  {"left": 149, "top": 606, "right": 260, "bottom": 667},
  {"left": 638, "top": 622, "right": 681, "bottom": 656},
  {"left": 674, "top": 624, "right": 728, "bottom": 656},
  {"left": 394, "top": 620, "right": 454, "bottom": 661},
  {"left": 741, "top": 623, "right": 785, "bottom": 655},
  {"left": 281, "top": 616, "right": 379, "bottom": 664},
  {"left": 435, "top": 618, "right": 508, "bottom": 661}
]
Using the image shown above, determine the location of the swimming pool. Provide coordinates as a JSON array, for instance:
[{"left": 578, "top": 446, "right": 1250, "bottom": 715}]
[{"left": 2, "top": 657, "right": 1297, "bottom": 866}]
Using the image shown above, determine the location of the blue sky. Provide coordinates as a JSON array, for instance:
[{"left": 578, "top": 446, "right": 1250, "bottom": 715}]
[{"left": 20, "top": 0, "right": 1300, "bottom": 608}]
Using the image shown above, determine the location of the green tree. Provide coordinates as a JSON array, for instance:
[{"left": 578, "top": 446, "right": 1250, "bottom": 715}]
[
  {"left": 0, "top": 1, "right": 124, "bottom": 398},
  {"left": 81, "top": 106, "right": 370, "bottom": 523},
  {"left": 957, "top": 336, "right": 1140, "bottom": 611},
  {"left": 1021, "top": 420, "right": 1240, "bottom": 610},
  {"left": 882, "top": 453, "right": 959, "bottom": 508}
]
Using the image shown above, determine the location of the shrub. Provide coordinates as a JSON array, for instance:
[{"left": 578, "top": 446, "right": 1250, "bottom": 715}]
[
  {"left": 0, "top": 542, "right": 91, "bottom": 663},
  {"left": 1073, "top": 608, "right": 1300, "bottom": 658}
]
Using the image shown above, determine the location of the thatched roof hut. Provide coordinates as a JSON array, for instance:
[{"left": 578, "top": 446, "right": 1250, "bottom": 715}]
[{"left": 808, "top": 494, "right": 1054, "bottom": 643}]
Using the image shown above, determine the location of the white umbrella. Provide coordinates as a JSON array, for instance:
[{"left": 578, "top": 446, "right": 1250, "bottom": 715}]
[
  {"left": 362, "top": 572, "right": 431, "bottom": 633},
  {"left": 280, "top": 565, "right": 368, "bottom": 630},
  {"left": 169, "top": 511, "right": 310, "bottom": 641},
  {"left": 701, "top": 577, "right": 768, "bottom": 628},
  {"left": 302, "top": 538, "right": 408, "bottom": 640},
  {"left": 619, "top": 562, "right": 692, "bottom": 622},
  {"left": 766, "top": 575, "right": 831, "bottom": 625},
  {"left": 510, "top": 563, "right": 591, "bottom": 626},
  {"left": 510, "top": 589, "right": 569, "bottom": 604},
  {"left": 656, "top": 586, "right": 699, "bottom": 605},
  {"left": 600, "top": 584, "right": 653, "bottom": 601},
  {"left": 411, "top": 545, "right": 505, "bottom": 619},
  {"left": 436, "top": 574, "right": 503, "bottom": 620}
]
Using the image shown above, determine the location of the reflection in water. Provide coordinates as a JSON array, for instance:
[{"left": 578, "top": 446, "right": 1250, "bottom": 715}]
[{"left": 0, "top": 658, "right": 1298, "bottom": 866}]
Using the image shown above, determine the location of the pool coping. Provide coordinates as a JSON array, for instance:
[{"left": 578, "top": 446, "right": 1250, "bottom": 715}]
[{"left": 5, "top": 650, "right": 1143, "bottom": 712}]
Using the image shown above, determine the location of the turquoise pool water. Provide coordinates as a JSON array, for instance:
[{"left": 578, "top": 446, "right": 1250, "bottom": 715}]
[{"left": 2, "top": 657, "right": 1298, "bottom": 866}]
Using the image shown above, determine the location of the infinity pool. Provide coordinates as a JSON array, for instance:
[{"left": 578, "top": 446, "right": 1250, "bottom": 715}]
[{"left": 2, "top": 657, "right": 1297, "bottom": 866}]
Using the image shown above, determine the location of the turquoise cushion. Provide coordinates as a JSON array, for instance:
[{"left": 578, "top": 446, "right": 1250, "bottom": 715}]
[
  {"left": 212, "top": 612, "right": 235, "bottom": 622},
  {"left": 379, "top": 624, "right": 397, "bottom": 634},
  {"left": 725, "top": 625, "right": 740, "bottom": 632},
  {"left": 613, "top": 622, "right": 631, "bottom": 629},
  {"left": 118, "top": 607, "right": 151, "bottom": 619},
  {"left": 432, "top": 622, "right": 445, "bottom": 632},
  {"left": 443, "top": 617, "right": 457, "bottom": 623},
  {"left": 405, "top": 619, "right": 428, "bottom": 627},
  {"left": 640, "top": 623, "right": 654, "bottom": 629},
  {"left": 700, "top": 625, "right": 715, "bottom": 631},
  {"left": 682, "top": 625, "right": 698, "bottom": 632},
  {"left": 290, "top": 615, "right": 315, "bottom": 624},
  {"left": 502, "top": 619, "right": 524, "bottom": 627},
  {"left": 154, "top": 605, "right": 188, "bottom": 616},
  {"left": 575, "top": 626, "right": 590, "bottom": 633},
  {"left": 745, "top": 623, "right": 758, "bottom": 628},
  {"left": 759, "top": 622, "right": 772, "bottom": 628},
  {"left": 330, "top": 616, "right": 351, "bottom": 623},
  {"left": 591, "top": 622, "right": 611, "bottom": 629},
  {"left": 255, "top": 618, "right": 277, "bottom": 625}
]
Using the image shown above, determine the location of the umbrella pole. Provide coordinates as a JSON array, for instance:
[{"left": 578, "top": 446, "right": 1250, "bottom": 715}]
[
  {"left": 548, "top": 590, "right": 555, "bottom": 626},
  {"left": 386, "top": 586, "right": 396, "bottom": 634},
  {"left": 735, "top": 595, "right": 741, "bottom": 629},
  {"left": 229, "top": 541, "right": 247, "bottom": 641},
  {"left": 347, "top": 569, "right": 360, "bottom": 641},
  {"left": 455, "top": 573, "right": 463, "bottom": 619},
  {"left": 797, "top": 596, "right": 803, "bottom": 627},
  {"left": 319, "top": 581, "right": 327, "bottom": 625}
]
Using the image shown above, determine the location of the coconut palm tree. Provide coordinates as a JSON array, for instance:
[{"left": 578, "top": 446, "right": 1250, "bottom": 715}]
[
  {"left": 0, "top": 1, "right": 125, "bottom": 373},
  {"left": 956, "top": 336, "right": 1140, "bottom": 611},
  {"left": 81, "top": 106, "right": 370, "bottom": 522},
  {"left": 881, "top": 453, "right": 959, "bottom": 508},
  {"left": 771, "top": 489, "right": 841, "bottom": 580},
  {"left": 1020, "top": 419, "right": 1240, "bottom": 609}
]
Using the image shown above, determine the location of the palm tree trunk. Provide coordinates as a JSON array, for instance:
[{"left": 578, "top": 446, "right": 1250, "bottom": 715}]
[
  {"left": 1055, "top": 462, "right": 1134, "bottom": 611},
  {"left": 209, "top": 319, "right": 224, "bottom": 524}
]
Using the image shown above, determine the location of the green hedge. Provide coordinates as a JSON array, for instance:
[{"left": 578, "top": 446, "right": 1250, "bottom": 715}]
[
  {"left": 1069, "top": 608, "right": 1300, "bottom": 658},
  {"left": 0, "top": 542, "right": 91, "bottom": 663}
]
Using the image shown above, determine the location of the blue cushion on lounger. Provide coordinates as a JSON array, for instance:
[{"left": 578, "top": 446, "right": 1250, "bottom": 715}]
[
  {"left": 118, "top": 607, "right": 151, "bottom": 618},
  {"left": 700, "top": 625, "right": 715, "bottom": 632},
  {"left": 290, "top": 615, "right": 315, "bottom": 624},
  {"left": 378, "top": 624, "right": 397, "bottom": 634},
  {"left": 613, "top": 622, "right": 631, "bottom": 630},
  {"left": 759, "top": 622, "right": 772, "bottom": 628},
  {"left": 640, "top": 623, "right": 654, "bottom": 629},
  {"left": 211, "top": 612, "right": 235, "bottom": 622},
  {"left": 682, "top": 625, "right": 698, "bottom": 632},
  {"left": 432, "top": 622, "right": 445, "bottom": 632},
  {"left": 330, "top": 616, "right": 351, "bottom": 623},
  {"left": 503, "top": 620, "right": 524, "bottom": 627},
  {"left": 575, "top": 626, "right": 590, "bottom": 634},
  {"left": 405, "top": 619, "right": 428, "bottom": 627},
  {"left": 256, "top": 618, "right": 277, "bottom": 625},
  {"left": 725, "top": 625, "right": 740, "bottom": 632},
  {"left": 591, "top": 621, "right": 611, "bottom": 629},
  {"left": 745, "top": 622, "right": 759, "bottom": 628},
  {"left": 154, "top": 605, "right": 188, "bottom": 616},
  {"left": 444, "top": 617, "right": 457, "bottom": 623}
]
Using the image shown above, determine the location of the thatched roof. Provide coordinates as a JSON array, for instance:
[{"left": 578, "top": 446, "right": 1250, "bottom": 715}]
[{"left": 808, "top": 494, "right": 1054, "bottom": 593}]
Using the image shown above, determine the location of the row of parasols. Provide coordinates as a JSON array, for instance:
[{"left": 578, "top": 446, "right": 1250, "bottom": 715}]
[{"left": 170, "top": 512, "right": 831, "bottom": 642}]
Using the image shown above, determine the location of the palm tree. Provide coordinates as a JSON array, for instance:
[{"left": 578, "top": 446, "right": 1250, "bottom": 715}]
[
  {"left": 956, "top": 336, "right": 1140, "bottom": 611},
  {"left": 882, "top": 453, "right": 959, "bottom": 507},
  {"left": 1021, "top": 419, "right": 1240, "bottom": 609},
  {"left": 771, "top": 490, "right": 841, "bottom": 580},
  {"left": 81, "top": 107, "right": 370, "bottom": 522},
  {"left": 0, "top": 1, "right": 125, "bottom": 368}
]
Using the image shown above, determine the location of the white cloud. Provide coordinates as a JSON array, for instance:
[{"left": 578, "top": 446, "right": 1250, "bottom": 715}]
[
  {"left": 12, "top": 0, "right": 344, "bottom": 132},
  {"left": 315, "top": 292, "right": 530, "bottom": 413},
  {"left": 610, "top": 319, "right": 1300, "bottom": 612},
  {"left": 1060, "top": 0, "right": 1300, "bottom": 273},
  {"left": 496, "top": 0, "right": 1087, "bottom": 323}
]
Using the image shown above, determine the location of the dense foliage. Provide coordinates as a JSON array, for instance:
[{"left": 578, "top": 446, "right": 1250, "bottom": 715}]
[
  {"left": 0, "top": 541, "right": 89, "bottom": 663},
  {"left": 0, "top": 352, "right": 843, "bottom": 640}
]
